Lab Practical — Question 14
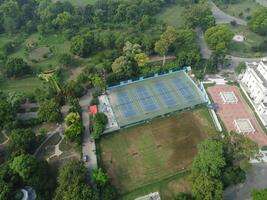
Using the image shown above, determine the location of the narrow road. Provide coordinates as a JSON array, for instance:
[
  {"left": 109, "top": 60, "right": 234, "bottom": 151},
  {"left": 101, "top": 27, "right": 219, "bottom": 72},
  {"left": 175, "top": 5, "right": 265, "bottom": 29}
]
[
  {"left": 80, "top": 92, "right": 97, "bottom": 171},
  {"left": 256, "top": 0, "right": 267, "bottom": 6},
  {"left": 224, "top": 163, "right": 267, "bottom": 200},
  {"left": 210, "top": 1, "right": 247, "bottom": 25}
]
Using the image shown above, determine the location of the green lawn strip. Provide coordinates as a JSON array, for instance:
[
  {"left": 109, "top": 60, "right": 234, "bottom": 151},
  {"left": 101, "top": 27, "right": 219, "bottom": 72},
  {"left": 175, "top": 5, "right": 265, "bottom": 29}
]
[
  {"left": 0, "top": 77, "right": 42, "bottom": 94},
  {"left": 52, "top": 0, "right": 98, "bottom": 6},
  {"left": 119, "top": 171, "right": 190, "bottom": 200},
  {"left": 156, "top": 4, "right": 186, "bottom": 27}
]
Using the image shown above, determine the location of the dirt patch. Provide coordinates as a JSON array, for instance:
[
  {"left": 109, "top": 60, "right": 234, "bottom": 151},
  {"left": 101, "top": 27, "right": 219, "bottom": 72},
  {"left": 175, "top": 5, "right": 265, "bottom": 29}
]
[{"left": 29, "top": 47, "right": 50, "bottom": 61}]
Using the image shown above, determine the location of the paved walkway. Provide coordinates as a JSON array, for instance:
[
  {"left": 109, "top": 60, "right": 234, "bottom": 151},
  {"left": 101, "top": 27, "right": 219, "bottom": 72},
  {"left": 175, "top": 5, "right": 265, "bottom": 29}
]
[
  {"left": 80, "top": 92, "right": 97, "bottom": 171},
  {"left": 224, "top": 163, "right": 267, "bottom": 200},
  {"left": 0, "top": 131, "right": 9, "bottom": 146},
  {"left": 210, "top": 1, "right": 247, "bottom": 25}
]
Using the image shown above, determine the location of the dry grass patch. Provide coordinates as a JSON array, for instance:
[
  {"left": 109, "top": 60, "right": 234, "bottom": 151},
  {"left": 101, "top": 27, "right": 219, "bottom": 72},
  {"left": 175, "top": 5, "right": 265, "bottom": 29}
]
[{"left": 100, "top": 107, "right": 217, "bottom": 195}]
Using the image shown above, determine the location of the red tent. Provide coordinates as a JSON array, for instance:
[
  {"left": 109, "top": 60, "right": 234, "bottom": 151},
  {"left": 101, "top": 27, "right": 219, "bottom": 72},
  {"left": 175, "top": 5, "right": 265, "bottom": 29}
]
[{"left": 89, "top": 105, "right": 98, "bottom": 115}]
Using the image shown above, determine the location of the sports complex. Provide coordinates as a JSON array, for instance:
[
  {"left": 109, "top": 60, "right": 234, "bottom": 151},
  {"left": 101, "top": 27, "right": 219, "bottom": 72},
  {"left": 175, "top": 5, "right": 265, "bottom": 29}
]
[
  {"left": 104, "top": 68, "right": 207, "bottom": 129},
  {"left": 98, "top": 68, "right": 216, "bottom": 199}
]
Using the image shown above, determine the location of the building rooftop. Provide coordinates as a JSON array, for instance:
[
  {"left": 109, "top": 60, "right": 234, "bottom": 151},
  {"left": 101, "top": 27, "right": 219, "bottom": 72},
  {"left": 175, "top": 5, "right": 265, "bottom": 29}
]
[{"left": 247, "top": 62, "right": 267, "bottom": 87}]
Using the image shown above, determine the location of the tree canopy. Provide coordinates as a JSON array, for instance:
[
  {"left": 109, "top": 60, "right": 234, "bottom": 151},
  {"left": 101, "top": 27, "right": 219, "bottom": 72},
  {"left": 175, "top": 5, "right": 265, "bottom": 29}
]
[{"left": 248, "top": 7, "right": 267, "bottom": 35}]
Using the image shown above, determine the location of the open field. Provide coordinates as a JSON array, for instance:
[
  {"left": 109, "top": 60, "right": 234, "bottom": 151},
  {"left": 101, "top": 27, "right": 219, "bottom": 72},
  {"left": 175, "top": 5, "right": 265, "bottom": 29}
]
[
  {"left": 100, "top": 107, "right": 217, "bottom": 198},
  {"left": 213, "top": 0, "right": 263, "bottom": 20},
  {"left": 0, "top": 77, "right": 42, "bottom": 94},
  {"left": 226, "top": 24, "right": 267, "bottom": 57},
  {"left": 156, "top": 4, "right": 186, "bottom": 27}
]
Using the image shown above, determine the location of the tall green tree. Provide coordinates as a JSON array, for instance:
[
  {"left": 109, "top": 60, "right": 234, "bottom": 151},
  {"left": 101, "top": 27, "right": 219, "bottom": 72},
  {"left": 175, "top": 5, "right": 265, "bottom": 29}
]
[
  {"left": 64, "top": 112, "right": 84, "bottom": 143},
  {"left": 5, "top": 57, "right": 31, "bottom": 78},
  {"left": 248, "top": 7, "right": 267, "bottom": 35},
  {"left": 155, "top": 26, "right": 177, "bottom": 66},
  {"left": 38, "top": 99, "right": 62, "bottom": 122},
  {"left": 205, "top": 25, "right": 234, "bottom": 53},
  {"left": 8, "top": 129, "right": 37, "bottom": 157}
]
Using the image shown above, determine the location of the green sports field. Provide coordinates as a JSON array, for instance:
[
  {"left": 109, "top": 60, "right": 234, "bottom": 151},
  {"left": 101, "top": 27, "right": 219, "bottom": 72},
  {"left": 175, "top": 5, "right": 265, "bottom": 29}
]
[{"left": 100, "top": 107, "right": 217, "bottom": 199}]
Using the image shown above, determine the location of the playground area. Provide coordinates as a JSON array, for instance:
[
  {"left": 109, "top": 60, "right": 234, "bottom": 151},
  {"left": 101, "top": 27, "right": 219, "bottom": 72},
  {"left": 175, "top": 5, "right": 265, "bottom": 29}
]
[
  {"left": 100, "top": 107, "right": 216, "bottom": 196},
  {"left": 107, "top": 70, "right": 206, "bottom": 128},
  {"left": 208, "top": 84, "right": 267, "bottom": 146}
]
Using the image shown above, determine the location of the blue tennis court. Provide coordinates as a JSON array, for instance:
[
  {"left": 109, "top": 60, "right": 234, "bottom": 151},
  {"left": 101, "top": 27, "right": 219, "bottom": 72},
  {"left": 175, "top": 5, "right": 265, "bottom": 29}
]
[
  {"left": 171, "top": 77, "right": 195, "bottom": 100},
  {"left": 117, "top": 91, "right": 137, "bottom": 118},
  {"left": 154, "top": 81, "right": 178, "bottom": 107},
  {"left": 107, "top": 70, "right": 207, "bottom": 127},
  {"left": 135, "top": 86, "right": 158, "bottom": 113}
]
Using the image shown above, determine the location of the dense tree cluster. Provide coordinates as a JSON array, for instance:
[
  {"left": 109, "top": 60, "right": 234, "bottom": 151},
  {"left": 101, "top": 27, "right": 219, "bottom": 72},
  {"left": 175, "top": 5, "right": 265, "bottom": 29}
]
[
  {"left": 191, "top": 133, "right": 258, "bottom": 200},
  {"left": 91, "top": 112, "right": 108, "bottom": 139},
  {"left": 64, "top": 112, "right": 84, "bottom": 144},
  {"left": 248, "top": 7, "right": 267, "bottom": 35},
  {"left": 54, "top": 160, "right": 115, "bottom": 200},
  {"left": 38, "top": 98, "right": 62, "bottom": 122}
]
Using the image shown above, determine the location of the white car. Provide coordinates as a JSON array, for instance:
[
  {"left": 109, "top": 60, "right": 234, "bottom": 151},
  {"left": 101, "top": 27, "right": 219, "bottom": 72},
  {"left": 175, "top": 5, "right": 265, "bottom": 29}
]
[{"left": 83, "top": 155, "right": 89, "bottom": 162}]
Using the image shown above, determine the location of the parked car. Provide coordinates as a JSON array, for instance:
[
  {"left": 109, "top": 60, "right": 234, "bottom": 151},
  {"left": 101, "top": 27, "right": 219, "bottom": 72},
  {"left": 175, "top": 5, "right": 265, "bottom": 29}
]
[{"left": 83, "top": 155, "right": 89, "bottom": 162}]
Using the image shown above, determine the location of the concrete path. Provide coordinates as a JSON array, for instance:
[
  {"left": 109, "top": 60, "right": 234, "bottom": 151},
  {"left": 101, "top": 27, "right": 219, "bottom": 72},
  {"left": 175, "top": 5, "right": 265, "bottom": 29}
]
[
  {"left": 80, "top": 92, "right": 97, "bottom": 171},
  {"left": 224, "top": 163, "right": 267, "bottom": 200},
  {"left": 34, "top": 124, "right": 63, "bottom": 156},
  {"left": 210, "top": 1, "right": 247, "bottom": 25},
  {"left": 16, "top": 112, "right": 38, "bottom": 120},
  {"left": 0, "top": 131, "right": 9, "bottom": 146}
]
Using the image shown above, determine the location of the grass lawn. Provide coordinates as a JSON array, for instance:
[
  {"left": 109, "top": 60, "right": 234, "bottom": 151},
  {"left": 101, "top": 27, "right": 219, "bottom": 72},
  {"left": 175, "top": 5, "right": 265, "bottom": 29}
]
[
  {"left": 156, "top": 4, "right": 186, "bottom": 27},
  {"left": 227, "top": 24, "right": 267, "bottom": 57},
  {"left": 214, "top": 0, "right": 263, "bottom": 20},
  {"left": 0, "top": 32, "right": 72, "bottom": 94},
  {"left": 100, "top": 107, "right": 217, "bottom": 199},
  {"left": 0, "top": 77, "right": 42, "bottom": 94}
]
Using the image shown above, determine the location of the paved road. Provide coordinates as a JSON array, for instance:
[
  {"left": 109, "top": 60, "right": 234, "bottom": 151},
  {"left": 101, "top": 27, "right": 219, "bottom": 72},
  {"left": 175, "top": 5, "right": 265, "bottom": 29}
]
[
  {"left": 256, "top": 0, "right": 267, "bottom": 6},
  {"left": 224, "top": 163, "right": 267, "bottom": 200},
  {"left": 210, "top": 1, "right": 247, "bottom": 25},
  {"left": 80, "top": 92, "right": 97, "bottom": 171}
]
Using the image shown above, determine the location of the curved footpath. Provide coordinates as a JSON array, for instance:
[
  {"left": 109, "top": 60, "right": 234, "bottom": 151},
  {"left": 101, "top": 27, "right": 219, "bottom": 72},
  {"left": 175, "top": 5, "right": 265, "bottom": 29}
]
[{"left": 210, "top": 1, "right": 247, "bottom": 25}]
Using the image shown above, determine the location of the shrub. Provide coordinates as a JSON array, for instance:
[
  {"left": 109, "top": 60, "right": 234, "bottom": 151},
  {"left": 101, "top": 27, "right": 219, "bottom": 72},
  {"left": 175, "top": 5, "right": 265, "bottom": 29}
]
[{"left": 90, "top": 97, "right": 99, "bottom": 106}]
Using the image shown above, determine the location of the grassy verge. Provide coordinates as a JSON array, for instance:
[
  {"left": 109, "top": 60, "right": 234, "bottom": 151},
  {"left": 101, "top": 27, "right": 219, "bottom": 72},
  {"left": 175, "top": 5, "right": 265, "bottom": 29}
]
[
  {"left": 120, "top": 171, "right": 190, "bottom": 200},
  {"left": 156, "top": 4, "right": 186, "bottom": 27}
]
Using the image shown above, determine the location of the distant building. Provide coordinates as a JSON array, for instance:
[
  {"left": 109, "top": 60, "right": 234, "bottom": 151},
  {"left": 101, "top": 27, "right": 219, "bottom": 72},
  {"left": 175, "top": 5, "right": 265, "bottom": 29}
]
[
  {"left": 242, "top": 59, "right": 267, "bottom": 115},
  {"left": 135, "top": 192, "right": 161, "bottom": 200},
  {"left": 241, "top": 59, "right": 267, "bottom": 126}
]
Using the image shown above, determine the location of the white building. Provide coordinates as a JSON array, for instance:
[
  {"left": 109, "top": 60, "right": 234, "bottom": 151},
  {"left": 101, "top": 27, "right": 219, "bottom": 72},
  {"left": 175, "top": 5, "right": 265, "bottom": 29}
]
[{"left": 241, "top": 59, "right": 267, "bottom": 121}]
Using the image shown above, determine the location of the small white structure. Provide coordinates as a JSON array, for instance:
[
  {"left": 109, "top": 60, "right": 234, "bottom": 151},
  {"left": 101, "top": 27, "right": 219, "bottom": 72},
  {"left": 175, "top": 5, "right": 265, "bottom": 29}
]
[
  {"left": 220, "top": 91, "right": 238, "bottom": 104},
  {"left": 233, "top": 34, "right": 245, "bottom": 42},
  {"left": 135, "top": 192, "right": 161, "bottom": 200},
  {"left": 234, "top": 119, "right": 255, "bottom": 134},
  {"left": 241, "top": 59, "right": 267, "bottom": 126}
]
